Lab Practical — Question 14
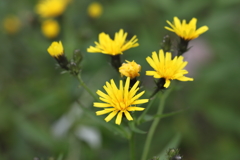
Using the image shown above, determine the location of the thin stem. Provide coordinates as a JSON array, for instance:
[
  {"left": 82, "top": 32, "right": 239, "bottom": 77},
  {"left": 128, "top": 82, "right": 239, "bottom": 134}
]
[
  {"left": 77, "top": 74, "right": 98, "bottom": 101},
  {"left": 141, "top": 88, "right": 172, "bottom": 160},
  {"left": 137, "top": 94, "right": 157, "bottom": 125},
  {"left": 129, "top": 132, "right": 135, "bottom": 160}
]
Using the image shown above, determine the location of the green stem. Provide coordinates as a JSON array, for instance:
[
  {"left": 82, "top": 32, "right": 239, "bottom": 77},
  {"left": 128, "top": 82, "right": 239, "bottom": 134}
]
[
  {"left": 77, "top": 74, "right": 98, "bottom": 101},
  {"left": 129, "top": 132, "right": 135, "bottom": 160},
  {"left": 137, "top": 95, "right": 157, "bottom": 125},
  {"left": 141, "top": 89, "right": 172, "bottom": 160}
]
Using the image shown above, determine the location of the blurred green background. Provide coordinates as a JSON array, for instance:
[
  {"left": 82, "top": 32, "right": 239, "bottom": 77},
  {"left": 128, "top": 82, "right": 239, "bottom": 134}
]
[{"left": 1, "top": 0, "right": 240, "bottom": 160}]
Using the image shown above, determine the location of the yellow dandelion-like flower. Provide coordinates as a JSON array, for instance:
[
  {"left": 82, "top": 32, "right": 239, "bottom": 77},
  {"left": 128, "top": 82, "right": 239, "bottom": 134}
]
[
  {"left": 47, "top": 41, "right": 64, "bottom": 58},
  {"left": 119, "top": 60, "right": 141, "bottom": 79},
  {"left": 41, "top": 19, "right": 60, "bottom": 39},
  {"left": 35, "top": 0, "right": 69, "bottom": 18},
  {"left": 87, "top": 2, "right": 103, "bottom": 18},
  {"left": 146, "top": 49, "right": 193, "bottom": 88},
  {"left": 3, "top": 15, "right": 21, "bottom": 35},
  {"left": 94, "top": 77, "right": 149, "bottom": 125},
  {"left": 87, "top": 29, "right": 139, "bottom": 56},
  {"left": 165, "top": 17, "right": 209, "bottom": 40}
]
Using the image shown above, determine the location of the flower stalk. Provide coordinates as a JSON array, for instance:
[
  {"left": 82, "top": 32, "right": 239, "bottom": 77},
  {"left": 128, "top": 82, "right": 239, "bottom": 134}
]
[
  {"left": 129, "top": 131, "right": 136, "bottom": 160},
  {"left": 137, "top": 93, "right": 158, "bottom": 125},
  {"left": 141, "top": 88, "right": 172, "bottom": 160},
  {"left": 77, "top": 74, "right": 98, "bottom": 101}
]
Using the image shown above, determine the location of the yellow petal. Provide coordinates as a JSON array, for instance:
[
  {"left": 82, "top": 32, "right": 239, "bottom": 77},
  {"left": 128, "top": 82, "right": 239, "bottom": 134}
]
[
  {"left": 96, "top": 108, "right": 115, "bottom": 115},
  {"left": 115, "top": 111, "right": 123, "bottom": 125},
  {"left": 94, "top": 102, "right": 112, "bottom": 107},
  {"left": 196, "top": 26, "right": 209, "bottom": 35},
  {"left": 146, "top": 71, "right": 157, "bottom": 76},
  {"left": 131, "top": 91, "right": 145, "bottom": 102},
  {"left": 164, "top": 79, "right": 171, "bottom": 88},
  {"left": 96, "top": 90, "right": 109, "bottom": 99},
  {"left": 132, "top": 99, "right": 149, "bottom": 105},
  {"left": 124, "top": 111, "right": 133, "bottom": 121},
  {"left": 99, "top": 97, "right": 112, "bottom": 104},
  {"left": 164, "top": 26, "right": 175, "bottom": 32},
  {"left": 189, "top": 18, "right": 197, "bottom": 31},
  {"left": 130, "top": 80, "right": 139, "bottom": 92},
  {"left": 146, "top": 56, "right": 158, "bottom": 71},
  {"left": 127, "top": 106, "right": 145, "bottom": 111},
  {"left": 174, "top": 17, "right": 182, "bottom": 29},
  {"left": 177, "top": 77, "right": 194, "bottom": 81},
  {"left": 105, "top": 110, "right": 118, "bottom": 122},
  {"left": 124, "top": 77, "right": 130, "bottom": 101}
]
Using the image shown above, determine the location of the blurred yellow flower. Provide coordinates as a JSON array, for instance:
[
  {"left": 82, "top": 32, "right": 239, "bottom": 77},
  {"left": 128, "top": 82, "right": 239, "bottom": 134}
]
[
  {"left": 94, "top": 77, "right": 148, "bottom": 125},
  {"left": 41, "top": 19, "right": 60, "bottom": 39},
  {"left": 165, "top": 17, "right": 209, "bottom": 40},
  {"left": 47, "top": 41, "right": 64, "bottom": 58},
  {"left": 3, "top": 15, "right": 21, "bottom": 35},
  {"left": 87, "top": 2, "right": 103, "bottom": 18},
  {"left": 146, "top": 49, "right": 193, "bottom": 88},
  {"left": 119, "top": 60, "right": 141, "bottom": 79},
  {"left": 35, "top": 0, "right": 69, "bottom": 18},
  {"left": 87, "top": 29, "right": 139, "bottom": 55}
]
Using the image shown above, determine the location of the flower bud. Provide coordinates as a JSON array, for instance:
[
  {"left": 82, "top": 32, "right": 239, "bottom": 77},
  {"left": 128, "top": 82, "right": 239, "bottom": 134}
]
[{"left": 119, "top": 60, "right": 141, "bottom": 79}]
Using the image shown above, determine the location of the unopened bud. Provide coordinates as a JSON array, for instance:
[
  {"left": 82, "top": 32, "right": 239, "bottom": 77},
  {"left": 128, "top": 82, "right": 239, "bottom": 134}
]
[{"left": 161, "top": 35, "right": 172, "bottom": 52}]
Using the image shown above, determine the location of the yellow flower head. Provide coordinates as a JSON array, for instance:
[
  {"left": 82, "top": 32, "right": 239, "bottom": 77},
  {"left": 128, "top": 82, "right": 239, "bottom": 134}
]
[
  {"left": 94, "top": 77, "right": 149, "bottom": 125},
  {"left": 146, "top": 49, "right": 193, "bottom": 88},
  {"left": 41, "top": 19, "right": 60, "bottom": 39},
  {"left": 87, "top": 29, "right": 139, "bottom": 56},
  {"left": 119, "top": 60, "right": 141, "bottom": 79},
  {"left": 35, "top": 0, "right": 69, "bottom": 18},
  {"left": 3, "top": 15, "right": 21, "bottom": 35},
  {"left": 165, "top": 17, "right": 209, "bottom": 40},
  {"left": 87, "top": 2, "right": 103, "bottom": 18},
  {"left": 47, "top": 41, "right": 64, "bottom": 58}
]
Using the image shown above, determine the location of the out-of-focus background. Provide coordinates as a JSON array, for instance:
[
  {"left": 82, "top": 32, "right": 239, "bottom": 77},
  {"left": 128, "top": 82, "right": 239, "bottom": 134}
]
[{"left": 1, "top": 0, "right": 240, "bottom": 160}]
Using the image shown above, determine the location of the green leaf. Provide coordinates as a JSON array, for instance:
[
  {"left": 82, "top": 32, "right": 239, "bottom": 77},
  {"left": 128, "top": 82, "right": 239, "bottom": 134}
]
[
  {"left": 154, "top": 108, "right": 188, "bottom": 119},
  {"left": 140, "top": 108, "right": 188, "bottom": 124}
]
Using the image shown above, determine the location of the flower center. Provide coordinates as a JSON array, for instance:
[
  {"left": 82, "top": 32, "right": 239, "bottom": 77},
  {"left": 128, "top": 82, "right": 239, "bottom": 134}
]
[{"left": 118, "top": 101, "right": 128, "bottom": 111}]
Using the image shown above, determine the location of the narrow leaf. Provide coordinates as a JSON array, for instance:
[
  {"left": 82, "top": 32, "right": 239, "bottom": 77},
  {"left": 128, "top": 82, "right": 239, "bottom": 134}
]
[{"left": 154, "top": 108, "right": 188, "bottom": 119}]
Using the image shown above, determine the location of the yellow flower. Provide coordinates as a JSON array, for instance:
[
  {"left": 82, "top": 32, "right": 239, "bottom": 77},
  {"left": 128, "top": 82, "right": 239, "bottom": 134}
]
[
  {"left": 87, "top": 2, "right": 103, "bottom": 18},
  {"left": 87, "top": 29, "right": 139, "bottom": 55},
  {"left": 94, "top": 77, "right": 149, "bottom": 125},
  {"left": 35, "top": 0, "right": 69, "bottom": 18},
  {"left": 146, "top": 49, "right": 193, "bottom": 88},
  {"left": 165, "top": 17, "right": 209, "bottom": 40},
  {"left": 47, "top": 41, "right": 64, "bottom": 58},
  {"left": 3, "top": 15, "right": 21, "bottom": 35},
  {"left": 41, "top": 19, "right": 60, "bottom": 39},
  {"left": 119, "top": 60, "right": 141, "bottom": 79}
]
